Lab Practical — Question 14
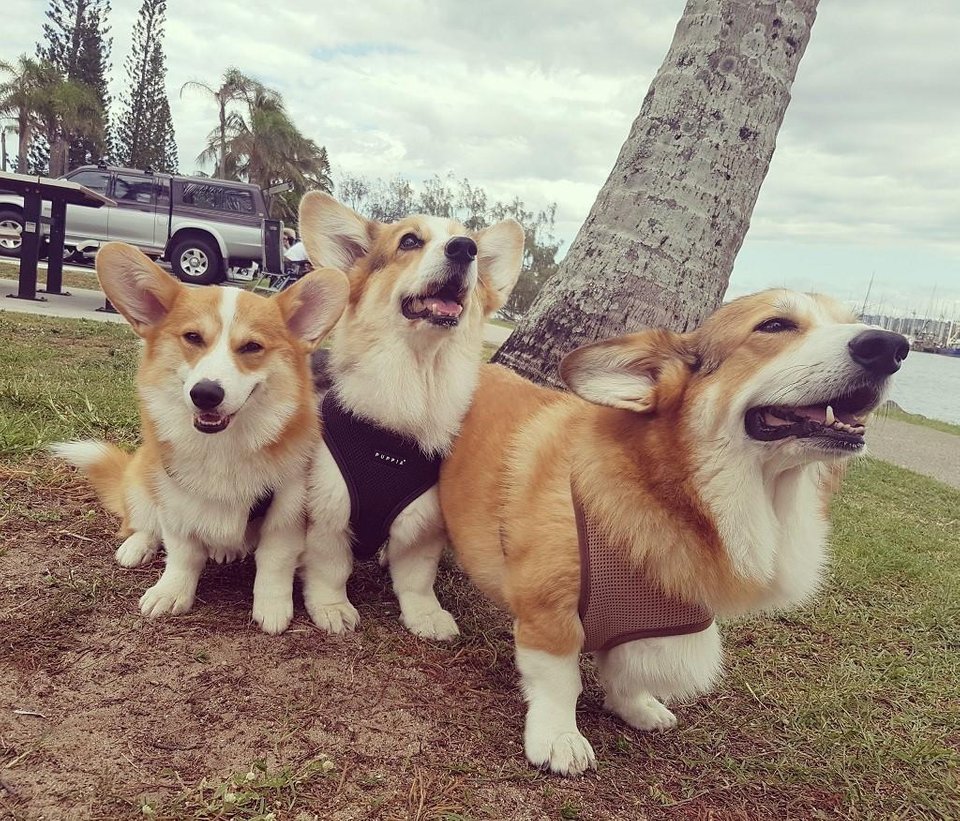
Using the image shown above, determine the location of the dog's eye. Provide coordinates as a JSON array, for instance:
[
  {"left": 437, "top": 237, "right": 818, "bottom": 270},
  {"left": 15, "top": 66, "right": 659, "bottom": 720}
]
[
  {"left": 238, "top": 341, "right": 264, "bottom": 354},
  {"left": 754, "top": 318, "right": 797, "bottom": 333},
  {"left": 183, "top": 332, "right": 204, "bottom": 345},
  {"left": 398, "top": 233, "right": 422, "bottom": 251}
]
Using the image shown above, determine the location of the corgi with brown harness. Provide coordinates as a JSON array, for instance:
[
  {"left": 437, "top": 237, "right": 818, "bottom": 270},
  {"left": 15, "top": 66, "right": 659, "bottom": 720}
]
[
  {"left": 52, "top": 243, "right": 348, "bottom": 633},
  {"left": 297, "top": 192, "right": 524, "bottom": 640},
  {"left": 440, "top": 289, "right": 909, "bottom": 775}
]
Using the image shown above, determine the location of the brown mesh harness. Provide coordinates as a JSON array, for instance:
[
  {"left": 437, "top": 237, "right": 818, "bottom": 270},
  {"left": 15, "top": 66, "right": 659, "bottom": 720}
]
[{"left": 572, "top": 484, "right": 714, "bottom": 653}]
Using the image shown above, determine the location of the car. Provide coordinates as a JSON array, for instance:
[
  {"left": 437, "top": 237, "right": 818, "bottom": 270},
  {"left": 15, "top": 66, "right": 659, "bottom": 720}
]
[{"left": 0, "top": 164, "right": 277, "bottom": 285}]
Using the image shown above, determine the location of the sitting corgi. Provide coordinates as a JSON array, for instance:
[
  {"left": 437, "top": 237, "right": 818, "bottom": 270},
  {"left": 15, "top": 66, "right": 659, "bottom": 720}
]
[{"left": 53, "top": 243, "right": 348, "bottom": 633}]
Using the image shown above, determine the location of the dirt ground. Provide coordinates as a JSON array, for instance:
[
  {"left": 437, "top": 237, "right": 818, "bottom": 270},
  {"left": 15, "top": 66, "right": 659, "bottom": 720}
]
[{"left": 0, "top": 460, "right": 953, "bottom": 821}]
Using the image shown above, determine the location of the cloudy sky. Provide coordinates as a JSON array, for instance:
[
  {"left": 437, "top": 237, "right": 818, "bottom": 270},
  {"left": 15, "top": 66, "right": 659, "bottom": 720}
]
[{"left": 3, "top": 0, "right": 958, "bottom": 318}]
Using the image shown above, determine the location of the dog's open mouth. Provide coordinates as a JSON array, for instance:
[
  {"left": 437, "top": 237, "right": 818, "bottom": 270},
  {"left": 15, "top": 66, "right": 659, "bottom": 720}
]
[
  {"left": 193, "top": 411, "right": 232, "bottom": 434},
  {"left": 746, "top": 384, "right": 882, "bottom": 450},
  {"left": 401, "top": 282, "right": 465, "bottom": 328}
]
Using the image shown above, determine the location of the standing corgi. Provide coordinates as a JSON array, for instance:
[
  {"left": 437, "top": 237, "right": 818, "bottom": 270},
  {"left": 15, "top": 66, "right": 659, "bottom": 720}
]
[
  {"left": 440, "top": 290, "right": 908, "bottom": 774},
  {"left": 52, "top": 243, "right": 348, "bottom": 633},
  {"left": 297, "top": 193, "right": 524, "bottom": 640}
]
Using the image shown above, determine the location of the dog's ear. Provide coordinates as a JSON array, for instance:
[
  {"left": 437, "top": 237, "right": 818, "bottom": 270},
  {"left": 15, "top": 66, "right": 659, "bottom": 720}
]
[
  {"left": 96, "top": 242, "right": 181, "bottom": 336},
  {"left": 559, "top": 329, "right": 694, "bottom": 413},
  {"left": 298, "top": 192, "right": 371, "bottom": 272},
  {"left": 275, "top": 266, "right": 349, "bottom": 347},
  {"left": 475, "top": 218, "right": 524, "bottom": 312}
]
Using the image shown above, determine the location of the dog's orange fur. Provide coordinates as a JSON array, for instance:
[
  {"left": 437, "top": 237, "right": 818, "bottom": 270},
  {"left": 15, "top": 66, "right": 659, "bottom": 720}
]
[
  {"left": 440, "top": 291, "right": 857, "bottom": 657},
  {"left": 87, "top": 244, "right": 341, "bottom": 536}
]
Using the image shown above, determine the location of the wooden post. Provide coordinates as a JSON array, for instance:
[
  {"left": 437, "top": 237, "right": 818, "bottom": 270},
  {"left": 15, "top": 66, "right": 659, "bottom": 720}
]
[
  {"left": 42, "top": 198, "right": 69, "bottom": 296},
  {"left": 9, "top": 184, "right": 44, "bottom": 301}
]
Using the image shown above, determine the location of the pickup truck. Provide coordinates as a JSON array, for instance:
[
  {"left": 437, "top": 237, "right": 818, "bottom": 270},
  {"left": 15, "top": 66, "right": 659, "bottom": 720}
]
[{"left": 0, "top": 164, "right": 276, "bottom": 285}]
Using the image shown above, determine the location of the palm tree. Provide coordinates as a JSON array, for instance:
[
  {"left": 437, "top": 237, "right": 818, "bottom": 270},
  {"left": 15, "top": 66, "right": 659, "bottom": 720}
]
[
  {"left": 0, "top": 55, "right": 57, "bottom": 173},
  {"left": 180, "top": 68, "right": 257, "bottom": 179},
  {"left": 197, "top": 83, "right": 332, "bottom": 220},
  {"left": 493, "top": 0, "right": 820, "bottom": 385},
  {"left": 42, "top": 79, "right": 104, "bottom": 176}
]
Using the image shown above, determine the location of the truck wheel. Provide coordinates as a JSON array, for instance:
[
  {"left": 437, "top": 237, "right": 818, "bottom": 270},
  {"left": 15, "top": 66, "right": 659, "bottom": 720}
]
[
  {"left": 170, "top": 235, "right": 222, "bottom": 285},
  {"left": 0, "top": 209, "right": 24, "bottom": 257}
]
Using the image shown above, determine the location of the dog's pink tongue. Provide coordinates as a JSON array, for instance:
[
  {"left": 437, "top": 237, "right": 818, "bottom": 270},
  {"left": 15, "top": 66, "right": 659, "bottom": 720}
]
[{"left": 425, "top": 297, "right": 463, "bottom": 318}]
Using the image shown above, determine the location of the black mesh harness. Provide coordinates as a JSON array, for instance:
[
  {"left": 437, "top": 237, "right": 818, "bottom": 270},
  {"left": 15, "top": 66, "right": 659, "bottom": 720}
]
[{"left": 321, "top": 391, "right": 442, "bottom": 561}]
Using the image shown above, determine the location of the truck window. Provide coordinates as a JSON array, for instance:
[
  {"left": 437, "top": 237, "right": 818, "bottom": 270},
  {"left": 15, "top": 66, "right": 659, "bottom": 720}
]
[
  {"left": 67, "top": 170, "right": 110, "bottom": 194},
  {"left": 180, "top": 182, "right": 255, "bottom": 214},
  {"left": 114, "top": 174, "right": 156, "bottom": 205}
]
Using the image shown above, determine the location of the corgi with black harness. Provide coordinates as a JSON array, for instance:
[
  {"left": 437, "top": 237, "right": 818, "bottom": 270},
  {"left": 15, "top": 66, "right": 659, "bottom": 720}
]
[{"left": 298, "top": 192, "right": 524, "bottom": 640}]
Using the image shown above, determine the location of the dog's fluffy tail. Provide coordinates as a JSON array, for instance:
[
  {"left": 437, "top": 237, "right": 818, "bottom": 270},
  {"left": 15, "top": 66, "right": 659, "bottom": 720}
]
[{"left": 50, "top": 440, "right": 130, "bottom": 518}]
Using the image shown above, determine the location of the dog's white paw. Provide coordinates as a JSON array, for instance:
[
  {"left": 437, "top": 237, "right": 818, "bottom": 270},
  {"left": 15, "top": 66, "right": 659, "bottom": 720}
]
[
  {"left": 402, "top": 608, "right": 460, "bottom": 641},
  {"left": 115, "top": 532, "right": 158, "bottom": 568},
  {"left": 525, "top": 730, "right": 597, "bottom": 777},
  {"left": 139, "top": 581, "right": 195, "bottom": 618},
  {"left": 606, "top": 695, "right": 678, "bottom": 731},
  {"left": 252, "top": 596, "right": 293, "bottom": 635},
  {"left": 308, "top": 601, "right": 360, "bottom": 635}
]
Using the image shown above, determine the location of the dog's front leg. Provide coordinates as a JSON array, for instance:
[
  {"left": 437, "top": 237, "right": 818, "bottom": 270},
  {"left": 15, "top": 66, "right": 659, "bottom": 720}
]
[
  {"left": 387, "top": 489, "right": 459, "bottom": 641},
  {"left": 302, "top": 445, "right": 359, "bottom": 634},
  {"left": 302, "top": 522, "right": 358, "bottom": 634},
  {"left": 251, "top": 483, "right": 305, "bottom": 635},
  {"left": 516, "top": 641, "right": 596, "bottom": 776},
  {"left": 139, "top": 527, "right": 205, "bottom": 617}
]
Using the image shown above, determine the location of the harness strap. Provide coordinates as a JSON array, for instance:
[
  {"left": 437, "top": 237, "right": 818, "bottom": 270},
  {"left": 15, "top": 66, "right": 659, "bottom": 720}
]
[
  {"left": 573, "top": 483, "right": 714, "bottom": 653},
  {"left": 321, "top": 391, "right": 442, "bottom": 561}
]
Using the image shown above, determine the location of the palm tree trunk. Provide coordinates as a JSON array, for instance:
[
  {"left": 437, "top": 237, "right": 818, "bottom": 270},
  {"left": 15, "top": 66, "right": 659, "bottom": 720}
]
[
  {"left": 16, "top": 115, "right": 31, "bottom": 173},
  {"left": 493, "top": 0, "right": 819, "bottom": 386}
]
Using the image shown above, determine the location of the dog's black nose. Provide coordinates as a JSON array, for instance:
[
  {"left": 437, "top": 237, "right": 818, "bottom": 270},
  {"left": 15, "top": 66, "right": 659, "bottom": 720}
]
[
  {"left": 848, "top": 329, "right": 909, "bottom": 376},
  {"left": 445, "top": 236, "right": 477, "bottom": 265},
  {"left": 190, "top": 379, "right": 225, "bottom": 410}
]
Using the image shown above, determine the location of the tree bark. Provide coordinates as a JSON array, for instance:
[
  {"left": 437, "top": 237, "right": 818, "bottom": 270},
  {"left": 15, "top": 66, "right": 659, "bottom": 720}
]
[{"left": 493, "top": 0, "right": 819, "bottom": 386}]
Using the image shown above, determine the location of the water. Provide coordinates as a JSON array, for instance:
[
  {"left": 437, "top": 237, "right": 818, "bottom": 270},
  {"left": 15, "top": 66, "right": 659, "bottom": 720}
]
[{"left": 887, "top": 351, "right": 960, "bottom": 425}]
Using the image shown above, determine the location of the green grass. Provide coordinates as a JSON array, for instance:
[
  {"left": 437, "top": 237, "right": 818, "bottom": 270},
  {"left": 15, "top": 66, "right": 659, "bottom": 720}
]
[
  {"left": 0, "top": 311, "right": 140, "bottom": 457},
  {"left": 0, "top": 258, "right": 102, "bottom": 292},
  {"left": 0, "top": 310, "right": 958, "bottom": 818},
  {"left": 880, "top": 401, "right": 960, "bottom": 436}
]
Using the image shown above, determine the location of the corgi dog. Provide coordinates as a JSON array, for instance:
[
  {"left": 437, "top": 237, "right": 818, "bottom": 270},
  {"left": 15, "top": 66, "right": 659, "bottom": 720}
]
[
  {"left": 296, "top": 192, "right": 523, "bottom": 640},
  {"left": 439, "top": 290, "right": 909, "bottom": 775},
  {"left": 52, "top": 243, "right": 348, "bottom": 634}
]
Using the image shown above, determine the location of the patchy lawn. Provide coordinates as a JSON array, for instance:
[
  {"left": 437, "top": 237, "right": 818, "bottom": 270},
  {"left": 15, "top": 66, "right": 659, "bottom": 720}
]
[{"left": 1, "top": 312, "right": 958, "bottom": 820}]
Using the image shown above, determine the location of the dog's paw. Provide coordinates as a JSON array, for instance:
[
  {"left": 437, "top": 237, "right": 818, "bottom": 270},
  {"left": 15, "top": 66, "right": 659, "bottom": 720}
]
[
  {"left": 115, "top": 532, "right": 158, "bottom": 568},
  {"left": 402, "top": 608, "right": 460, "bottom": 641},
  {"left": 139, "top": 581, "right": 195, "bottom": 618},
  {"left": 308, "top": 601, "right": 360, "bottom": 635},
  {"left": 252, "top": 595, "right": 294, "bottom": 635},
  {"left": 525, "top": 730, "right": 597, "bottom": 777},
  {"left": 605, "top": 695, "right": 677, "bottom": 732}
]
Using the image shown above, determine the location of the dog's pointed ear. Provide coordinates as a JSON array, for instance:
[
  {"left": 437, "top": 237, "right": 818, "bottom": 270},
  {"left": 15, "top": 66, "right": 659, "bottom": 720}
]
[
  {"left": 559, "top": 330, "right": 694, "bottom": 413},
  {"left": 475, "top": 218, "right": 524, "bottom": 312},
  {"left": 298, "top": 192, "right": 371, "bottom": 272},
  {"left": 275, "top": 266, "right": 349, "bottom": 347},
  {"left": 96, "top": 242, "right": 182, "bottom": 336}
]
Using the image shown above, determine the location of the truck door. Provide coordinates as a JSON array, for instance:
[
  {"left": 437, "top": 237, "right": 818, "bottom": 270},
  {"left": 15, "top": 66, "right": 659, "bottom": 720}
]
[
  {"left": 61, "top": 168, "right": 111, "bottom": 244},
  {"left": 108, "top": 172, "right": 161, "bottom": 253}
]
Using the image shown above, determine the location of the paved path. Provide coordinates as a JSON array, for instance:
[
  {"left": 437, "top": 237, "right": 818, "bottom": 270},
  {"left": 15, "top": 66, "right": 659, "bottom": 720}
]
[
  {"left": 3, "top": 278, "right": 955, "bottom": 487},
  {"left": 866, "top": 418, "right": 959, "bottom": 489}
]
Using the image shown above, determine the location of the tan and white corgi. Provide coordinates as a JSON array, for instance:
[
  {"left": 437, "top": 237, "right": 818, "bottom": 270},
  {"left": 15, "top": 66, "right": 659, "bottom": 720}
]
[
  {"left": 52, "top": 243, "right": 348, "bottom": 633},
  {"left": 297, "top": 192, "right": 524, "bottom": 640},
  {"left": 439, "top": 290, "right": 909, "bottom": 775}
]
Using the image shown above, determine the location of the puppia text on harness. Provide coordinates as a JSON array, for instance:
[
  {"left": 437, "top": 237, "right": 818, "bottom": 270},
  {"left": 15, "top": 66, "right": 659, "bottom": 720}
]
[{"left": 321, "top": 391, "right": 443, "bottom": 560}]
